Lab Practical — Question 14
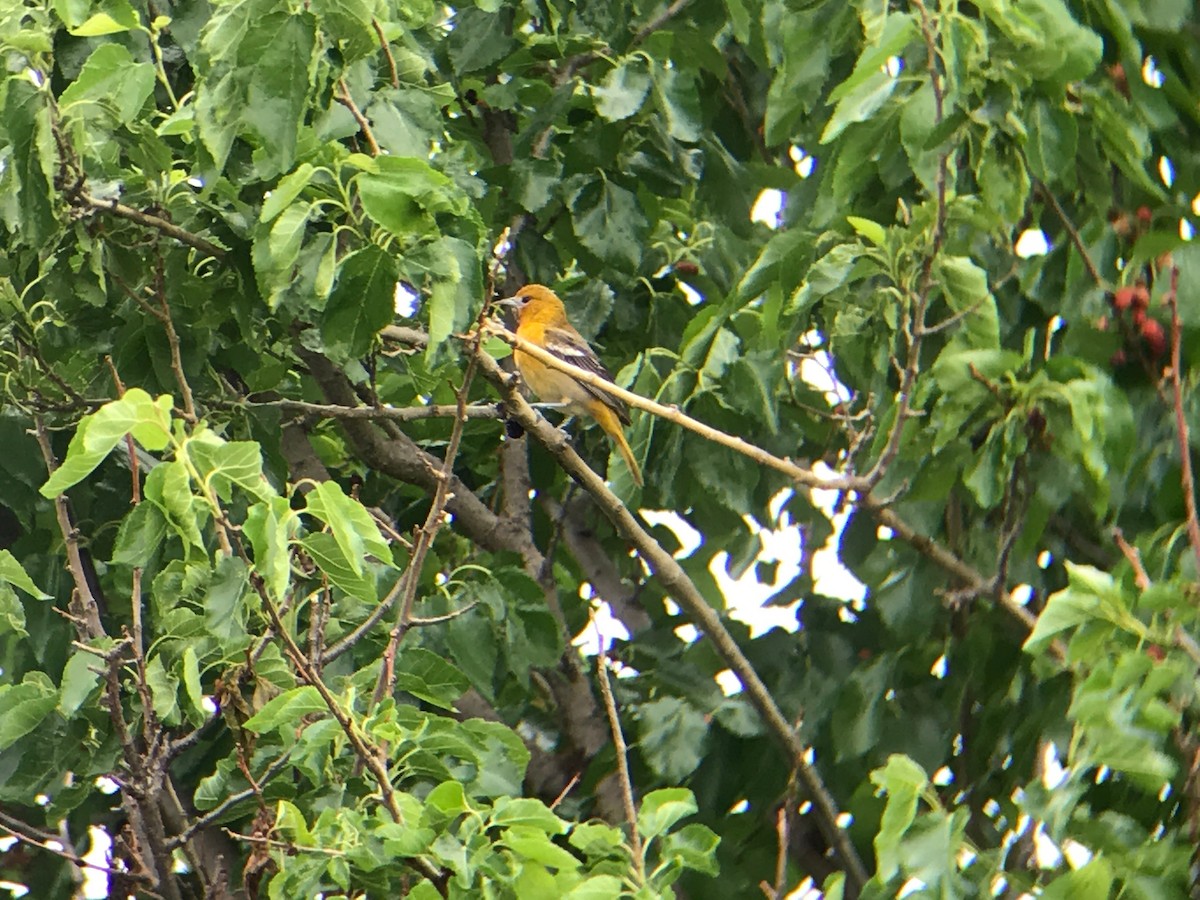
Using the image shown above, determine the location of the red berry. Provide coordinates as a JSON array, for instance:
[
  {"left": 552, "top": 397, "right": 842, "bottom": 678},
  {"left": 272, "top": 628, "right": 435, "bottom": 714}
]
[
  {"left": 1146, "top": 644, "right": 1165, "bottom": 662},
  {"left": 1112, "top": 287, "right": 1136, "bottom": 311},
  {"left": 1141, "top": 318, "right": 1167, "bottom": 358},
  {"left": 674, "top": 260, "right": 700, "bottom": 276},
  {"left": 1133, "top": 284, "right": 1150, "bottom": 308},
  {"left": 1136, "top": 206, "right": 1152, "bottom": 225},
  {"left": 1109, "top": 349, "right": 1126, "bottom": 367},
  {"left": 1133, "top": 309, "right": 1147, "bottom": 327}
]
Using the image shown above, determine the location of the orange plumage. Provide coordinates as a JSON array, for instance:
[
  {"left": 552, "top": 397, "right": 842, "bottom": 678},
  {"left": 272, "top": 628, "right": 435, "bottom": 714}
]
[{"left": 501, "top": 284, "right": 643, "bottom": 487}]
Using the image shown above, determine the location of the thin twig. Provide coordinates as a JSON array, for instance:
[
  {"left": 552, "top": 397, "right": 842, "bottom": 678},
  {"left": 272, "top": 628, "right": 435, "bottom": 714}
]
[
  {"left": 78, "top": 192, "right": 226, "bottom": 259},
  {"left": 865, "top": 0, "right": 947, "bottom": 488},
  {"left": 320, "top": 570, "right": 407, "bottom": 666},
  {"left": 0, "top": 809, "right": 136, "bottom": 878},
  {"left": 596, "top": 652, "right": 644, "bottom": 883},
  {"left": 1164, "top": 267, "right": 1200, "bottom": 578},
  {"left": 234, "top": 397, "right": 501, "bottom": 423},
  {"left": 336, "top": 80, "right": 381, "bottom": 157},
  {"left": 372, "top": 19, "right": 400, "bottom": 88},
  {"left": 1033, "top": 177, "right": 1105, "bottom": 288},
  {"left": 167, "top": 751, "right": 295, "bottom": 850},
  {"left": 1112, "top": 527, "right": 1150, "bottom": 591}
]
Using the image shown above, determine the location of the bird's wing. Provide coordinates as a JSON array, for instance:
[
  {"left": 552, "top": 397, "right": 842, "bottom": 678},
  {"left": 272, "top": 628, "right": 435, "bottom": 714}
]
[{"left": 541, "top": 325, "right": 631, "bottom": 425}]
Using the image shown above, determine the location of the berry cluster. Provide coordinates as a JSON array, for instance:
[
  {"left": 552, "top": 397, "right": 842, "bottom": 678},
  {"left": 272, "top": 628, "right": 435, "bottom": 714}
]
[{"left": 1107, "top": 281, "right": 1166, "bottom": 364}]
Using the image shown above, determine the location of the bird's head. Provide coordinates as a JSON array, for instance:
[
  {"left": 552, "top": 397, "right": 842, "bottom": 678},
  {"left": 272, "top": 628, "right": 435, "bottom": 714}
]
[{"left": 497, "top": 284, "right": 567, "bottom": 323}]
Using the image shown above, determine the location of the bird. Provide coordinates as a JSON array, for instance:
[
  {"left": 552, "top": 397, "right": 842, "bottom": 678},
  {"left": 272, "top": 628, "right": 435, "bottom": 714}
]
[{"left": 498, "top": 284, "right": 643, "bottom": 487}]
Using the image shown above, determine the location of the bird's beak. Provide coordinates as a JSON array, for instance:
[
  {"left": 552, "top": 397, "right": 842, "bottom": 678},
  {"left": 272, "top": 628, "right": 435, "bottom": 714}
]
[{"left": 496, "top": 296, "right": 521, "bottom": 310}]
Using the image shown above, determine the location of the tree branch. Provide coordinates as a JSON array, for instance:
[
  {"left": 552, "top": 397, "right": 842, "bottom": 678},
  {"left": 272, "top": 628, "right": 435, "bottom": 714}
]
[{"left": 478, "top": 351, "right": 870, "bottom": 890}]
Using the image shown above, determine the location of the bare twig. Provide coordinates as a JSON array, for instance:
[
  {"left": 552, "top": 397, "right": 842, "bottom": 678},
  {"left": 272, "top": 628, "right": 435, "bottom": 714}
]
[
  {"left": 596, "top": 653, "right": 644, "bottom": 883},
  {"left": 0, "top": 809, "right": 135, "bottom": 878},
  {"left": 1033, "top": 177, "right": 1105, "bottom": 288},
  {"left": 1112, "top": 527, "right": 1150, "bottom": 591},
  {"left": 235, "top": 397, "right": 501, "bottom": 423},
  {"left": 372, "top": 18, "right": 400, "bottom": 88},
  {"left": 865, "top": 0, "right": 948, "bottom": 488},
  {"left": 78, "top": 192, "right": 226, "bottom": 259},
  {"left": 336, "top": 79, "right": 381, "bottom": 157},
  {"left": 34, "top": 417, "right": 105, "bottom": 640},
  {"left": 167, "top": 751, "right": 295, "bottom": 850},
  {"left": 1164, "top": 267, "right": 1200, "bottom": 579}
]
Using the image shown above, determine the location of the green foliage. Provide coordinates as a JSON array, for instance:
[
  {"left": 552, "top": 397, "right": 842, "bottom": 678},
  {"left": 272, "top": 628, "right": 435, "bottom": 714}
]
[{"left": 2, "top": 0, "right": 1200, "bottom": 896}]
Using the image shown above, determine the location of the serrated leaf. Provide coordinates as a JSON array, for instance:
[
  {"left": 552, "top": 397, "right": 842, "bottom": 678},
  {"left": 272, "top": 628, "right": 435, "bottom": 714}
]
[
  {"left": 593, "top": 58, "right": 651, "bottom": 121},
  {"left": 0, "top": 680, "right": 57, "bottom": 751},
  {"left": 935, "top": 256, "right": 999, "bottom": 349},
  {"left": 300, "top": 533, "right": 377, "bottom": 603},
  {"left": 59, "top": 44, "right": 155, "bottom": 124},
  {"left": 243, "top": 685, "right": 326, "bottom": 733},
  {"left": 568, "top": 178, "right": 647, "bottom": 269},
  {"left": 394, "top": 646, "right": 469, "bottom": 710},
  {"left": 304, "top": 480, "right": 392, "bottom": 576},
  {"left": 321, "top": 244, "right": 399, "bottom": 358}
]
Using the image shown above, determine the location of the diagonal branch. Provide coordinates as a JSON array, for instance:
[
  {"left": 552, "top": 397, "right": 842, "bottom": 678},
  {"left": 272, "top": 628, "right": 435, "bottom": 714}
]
[{"left": 478, "top": 351, "right": 870, "bottom": 890}]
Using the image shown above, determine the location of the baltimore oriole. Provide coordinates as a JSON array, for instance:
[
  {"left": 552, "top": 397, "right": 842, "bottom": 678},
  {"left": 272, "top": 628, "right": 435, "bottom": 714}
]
[{"left": 499, "top": 284, "right": 643, "bottom": 487}]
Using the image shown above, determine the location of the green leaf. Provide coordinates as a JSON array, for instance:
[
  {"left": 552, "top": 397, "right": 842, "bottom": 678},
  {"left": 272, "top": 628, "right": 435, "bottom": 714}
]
[
  {"left": 934, "top": 256, "right": 999, "bottom": 349},
  {"left": 2, "top": 81, "right": 55, "bottom": 248},
  {"left": 244, "top": 12, "right": 317, "bottom": 176},
  {"left": 144, "top": 461, "right": 206, "bottom": 555},
  {"left": 846, "top": 215, "right": 886, "bottom": 247},
  {"left": 564, "top": 876, "right": 625, "bottom": 899},
  {"left": 59, "top": 44, "right": 155, "bottom": 124},
  {"left": 182, "top": 645, "right": 205, "bottom": 720},
  {"left": 41, "top": 392, "right": 172, "bottom": 497},
  {"left": 425, "top": 780, "right": 470, "bottom": 816},
  {"left": 870, "top": 754, "right": 928, "bottom": 881},
  {"left": 204, "top": 555, "right": 251, "bottom": 645},
  {"left": 321, "top": 244, "right": 399, "bottom": 358},
  {"left": 68, "top": 10, "right": 136, "bottom": 35},
  {"left": 651, "top": 66, "right": 702, "bottom": 142},
  {"left": 1041, "top": 858, "right": 1114, "bottom": 899},
  {"left": 425, "top": 236, "right": 482, "bottom": 359},
  {"left": 358, "top": 157, "right": 468, "bottom": 237},
  {"left": 501, "top": 826, "right": 582, "bottom": 870},
  {"left": 261, "top": 163, "right": 316, "bottom": 224},
  {"left": 593, "top": 58, "right": 652, "bottom": 121},
  {"left": 489, "top": 798, "right": 566, "bottom": 834},
  {"left": 446, "top": 6, "right": 517, "bottom": 73},
  {"left": 112, "top": 503, "right": 168, "bottom": 567},
  {"left": 0, "top": 679, "right": 57, "bottom": 751},
  {"left": 300, "top": 533, "right": 377, "bottom": 603},
  {"left": 568, "top": 177, "right": 648, "bottom": 269},
  {"left": 58, "top": 651, "right": 100, "bottom": 716},
  {"left": 821, "top": 14, "right": 914, "bottom": 143},
  {"left": 737, "top": 229, "right": 809, "bottom": 301},
  {"left": 826, "top": 14, "right": 915, "bottom": 106},
  {"left": 511, "top": 158, "right": 562, "bottom": 214},
  {"left": 394, "top": 647, "right": 469, "bottom": 710},
  {"left": 244, "top": 497, "right": 297, "bottom": 601},
  {"left": 659, "top": 824, "right": 721, "bottom": 876},
  {"left": 0, "top": 585, "right": 27, "bottom": 638},
  {"left": 243, "top": 686, "right": 326, "bottom": 733},
  {"left": 637, "top": 788, "right": 698, "bottom": 839},
  {"left": 304, "top": 480, "right": 392, "bottom": 576},
  {"left": 0, "top": 549, "right": 49, "bottom": 599}
]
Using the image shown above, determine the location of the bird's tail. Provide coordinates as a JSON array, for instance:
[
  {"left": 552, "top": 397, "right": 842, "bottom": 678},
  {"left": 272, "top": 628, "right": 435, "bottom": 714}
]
[
  {"left": 593, "top": 403, "right": 644, "bottom": 487},
  {"left": 613, "top": 427, "right": 644, "bottom": 487}
]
